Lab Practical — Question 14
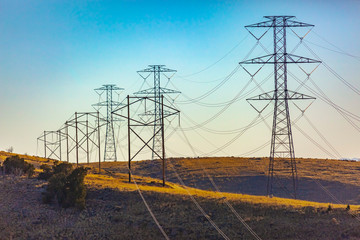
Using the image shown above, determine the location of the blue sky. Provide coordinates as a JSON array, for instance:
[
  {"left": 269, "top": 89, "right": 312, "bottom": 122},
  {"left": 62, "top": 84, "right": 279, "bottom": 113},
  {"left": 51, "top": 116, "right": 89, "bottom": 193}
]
[{"left": 0, "top": 0, "right": 359, "bottom": 161}]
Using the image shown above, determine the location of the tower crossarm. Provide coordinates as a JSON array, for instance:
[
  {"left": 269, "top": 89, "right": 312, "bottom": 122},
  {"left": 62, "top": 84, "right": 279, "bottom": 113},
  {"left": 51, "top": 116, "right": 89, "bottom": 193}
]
[
  {"left": 92, "top": 101, "right": 123, "bottom": 107},
  {"left": 160, "top": 87, "right": 181, "bottom": 94},
  {"left": 239, "top": 54, "right": 275, "bottom": 64},
  {"left": 287, "top": 90, "right": 315, "bottom": 100},
  {"left": 286, "top": 54, "right": 321, "bottom": 64},
  {"left": 137, "top": 65, "right": 177, "bottom": 73},
  {"left": 247, "top": 90, "right": 315, "bottom": 101},
  {"left": 94, "top": 85, "right": 124, "bottom": 91},
  {"left": 245, "top": 16, "right": 314, "bottom": 29},
  {"left": 139, "top": 109, "right": 179, "bottom": 118},
  {"left": 246, "top": 91, "right": 275, "bottom": 101},
  {"left": 240, "top": 54, "right": 321, "bottom": 65},
  {"left": 134, "top": 87, "right": 181, "bottom": 95}
]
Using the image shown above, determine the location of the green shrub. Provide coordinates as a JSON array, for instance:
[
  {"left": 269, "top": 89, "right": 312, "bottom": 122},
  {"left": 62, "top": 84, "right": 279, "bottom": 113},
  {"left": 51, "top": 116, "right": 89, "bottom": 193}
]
[
  {"left": 3, "top": 155, "right": 35, "bottom": 177},
  {"left": 327, "top": 204, "right": 332, "bottom": 212},
  {"left": 346, "top": 204, "right": 350, "bottom": 211},
  {"left": 53, "top": 162, "right": 73, "bottom": 175},
  {"left": 42, "top": 172, "right": 67, "bottom": 204},
  {"left": 38, "top": 164, "right": 53, "bottom": 180},
  {"left": 38, "top": 162, "right": 73, "bottom": 180},
  {"left": 63, "top": 167, "right": 87, "bottom": 209},
  {"left": 43, "top": 166, "right": 87, "bottom": 210}
]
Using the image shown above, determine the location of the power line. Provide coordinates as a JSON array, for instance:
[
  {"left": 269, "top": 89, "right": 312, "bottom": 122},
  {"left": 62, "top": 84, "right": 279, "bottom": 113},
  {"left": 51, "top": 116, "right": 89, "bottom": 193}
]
[
  {"left": 302, "top": 113, "right": 342, "bottom": 158},
  {"left": 174, "top": 40, "right": 264, "bottom": 105},
  {"left": 128, "top": 169, "right": 170, "bottom": 240},
  {"left": 175, "top": 65, "right": 241, "bottom": 104},
  {"left": 174, "top": 71, "right": 273, "bottom": 108},
  {"left": 310, "top": 30, "right": 360, "bottom": 61},
  {"left": 289, "top": 71, "right": 360, "bottom": 133},
  {"left": 167, "top": 158, "right": 230, "bottom": 240},
  {"left": 302, "top": 41, "right": 360, "bottom": 96},
  {"left": 179, "top": 34, "right": 249, "bottom": 78},
  {"left": 177, "top": 127, "right": 262, "bottom": 240}
]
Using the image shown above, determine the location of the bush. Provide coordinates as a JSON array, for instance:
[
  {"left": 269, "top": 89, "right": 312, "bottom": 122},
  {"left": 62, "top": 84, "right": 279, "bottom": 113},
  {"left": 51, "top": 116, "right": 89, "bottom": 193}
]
[
  {"left": 53, "top": 162, "right": 73, "bottom": 176},
  {"left": 327, "top": 204, "right": 332, "bottom": 212},
  {"left": 38, "top": 162, "right": 73, "bottom": 180},
  {"left": 38, "top": 164, "right": 53, "bottom": 180},
  {"left": 43, "top": 172, "right": 67, "bottom": 204},
  {"left": 346, "top": 204, "right": 350, "bottom": 211},
  {"left": 6, "top": 146, "right": 14, "bottom": 153},
  {"left": 3, "top": 155, "right": 35, "bottom": 177},
  {"left": 43, "top": 166, "right": 88, "bottom": 210},
  {"left": 63, "top": 167, "right": 87, "bottom": 209}
]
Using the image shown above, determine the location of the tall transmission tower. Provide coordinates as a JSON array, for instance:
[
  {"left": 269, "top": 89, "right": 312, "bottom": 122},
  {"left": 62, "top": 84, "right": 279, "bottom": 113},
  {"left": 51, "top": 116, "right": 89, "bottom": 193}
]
[
  {"left": 134, "top": 65, "right": 180, "bottom": 159},
  {"left": 240, "top": 16, "right": 321, "bottom": 198},
  {"left": 93, "top": 84, "right": 124, "bottom": 162}
]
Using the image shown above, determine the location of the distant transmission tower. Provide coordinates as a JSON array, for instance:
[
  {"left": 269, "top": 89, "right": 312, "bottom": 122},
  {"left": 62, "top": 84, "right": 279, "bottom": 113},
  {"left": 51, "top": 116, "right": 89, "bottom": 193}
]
[
  {"left": 93, "top": 84, "right": 124, "bottom": 162},
  {"left": 135, "top": 65, "right": 180, "bottom": 160},
  {"left": 240, "top": 16, "right": 320, "bottom": 198}
]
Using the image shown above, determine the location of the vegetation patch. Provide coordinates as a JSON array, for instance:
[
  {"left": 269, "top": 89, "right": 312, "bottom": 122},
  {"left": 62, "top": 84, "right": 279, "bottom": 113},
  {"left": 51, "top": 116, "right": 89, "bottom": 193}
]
[
  {"left": 3, "top": 155, "right": 35, "bottom": 177},
  {"left": 41, "top": 162, "right": 88, "bottom": 210}
]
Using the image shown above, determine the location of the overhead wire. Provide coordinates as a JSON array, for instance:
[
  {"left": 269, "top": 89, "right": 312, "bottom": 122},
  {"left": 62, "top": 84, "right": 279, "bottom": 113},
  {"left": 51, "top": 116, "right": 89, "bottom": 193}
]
[
  {"left": 172, "top": 73, "right": 273, "bottom": 133},
  {"left": 177, "top": 126, "right": 262, "bottom": 240},
  {"left": 288, "top": 71, "right": 360, "bottom": 134},
  {"left": 301, "top": 41, "right": 360, "bottom": 96},
  {"left": 238, "top": 141, "right": 270, "bottom": 157},
  {"left": 167, "top": 158, "right": 230, "bottom": 239},
  {"left": 175, "top": 40, "right": 262, "bottom": 105},
  {"left": 292, "top": 121, "right": 337, "bottom": 159},
  {"left": 202, "top": 113, "right": 270, "bottom": 156},
  {"left": 309, "top": 30, "right": 360, "bottom": 61},
  {"left": 128, "top": 168, "right": 170, "bottom": 240},
  {"left": 175, "top": 65, "right": 241, "bottom": 104},
  {"left": 173, "top": 70, "right": 273, "bottom": 109},
  {"left": 302, "top": 113, "right": 342, "bottom": 158},
  {"left": 308, "top": 77, "right": 360, "bottom": 123},
  {"left": 179, "top": 34, "right": 249, "bottom": 78}
]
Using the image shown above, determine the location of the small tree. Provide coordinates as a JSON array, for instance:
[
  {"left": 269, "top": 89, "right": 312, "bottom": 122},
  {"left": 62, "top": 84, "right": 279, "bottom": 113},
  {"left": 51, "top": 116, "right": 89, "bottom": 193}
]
[
  {"left": 43, "top": 172, "right": 67, "bottom": 204},
  {"left": 43, "top": 166, "right": 88, "bottom": 210},
  {"left": 6, "top": 146, "right": 14, "bottom": 153},
  {"left": 327, "top": 204, "right": 333, "bottom": 212},
  {"left": 53, "top": 162, "right": 73, "bottom": 176},
  {"left": 38, "top": 162, "right": 73, "bottom": 180},
  {"left": 38, "top": 164, "right": 53, "bottom": 180},
  {"left": 3, "top": 155, "right": 34, "bottom": 177},
  {"left": 63, "top": 167, "right": 87, "bottom": 209}
]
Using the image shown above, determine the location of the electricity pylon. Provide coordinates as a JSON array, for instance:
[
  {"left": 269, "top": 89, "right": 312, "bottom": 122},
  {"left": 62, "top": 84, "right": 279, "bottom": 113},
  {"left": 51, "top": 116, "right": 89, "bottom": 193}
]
[
  {"left": 93, "top": 84, "right": 124, "bottom": 162},
  {"left": 240, "top": 16, "right": 321, "bottom": 198},
  {"left": 134, "top": 65, "right": 180, "bottom": 160}
]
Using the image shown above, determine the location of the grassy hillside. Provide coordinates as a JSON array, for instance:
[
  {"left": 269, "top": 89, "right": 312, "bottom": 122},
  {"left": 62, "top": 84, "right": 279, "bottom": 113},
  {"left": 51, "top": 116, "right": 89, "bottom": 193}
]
[
  {"left": 83, "top": 156, "right": 360, "bottom": 204},
  {"left": 1, "top": 152, "right": 360, "bottom": 239}
]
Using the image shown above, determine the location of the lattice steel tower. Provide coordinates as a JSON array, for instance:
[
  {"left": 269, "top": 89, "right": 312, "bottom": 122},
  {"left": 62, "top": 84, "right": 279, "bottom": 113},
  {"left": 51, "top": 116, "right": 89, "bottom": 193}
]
[
  {"left": 240, "top": 16, "right": 320, "bottom": 198},
  {"left": 93, "top": 84, "right": 124, "bottom": 162},
  {"left": 135, "top": 65, "right": 180, "bottom": 160}
]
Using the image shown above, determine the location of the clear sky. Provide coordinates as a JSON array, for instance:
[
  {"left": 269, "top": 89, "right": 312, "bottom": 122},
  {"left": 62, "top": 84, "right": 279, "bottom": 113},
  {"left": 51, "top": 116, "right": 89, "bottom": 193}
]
[{"left": 0, "top": 0, "right": 359, "bottom": 161}]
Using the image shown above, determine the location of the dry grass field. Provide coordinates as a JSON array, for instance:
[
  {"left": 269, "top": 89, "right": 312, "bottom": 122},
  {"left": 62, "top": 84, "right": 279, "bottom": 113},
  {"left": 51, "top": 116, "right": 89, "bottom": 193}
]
[
  {"left": 83, "top": 156, "right": 360, "bottom": 204},
  {"left": 1, "top": 152, "right": 360, "bottom": 239}
]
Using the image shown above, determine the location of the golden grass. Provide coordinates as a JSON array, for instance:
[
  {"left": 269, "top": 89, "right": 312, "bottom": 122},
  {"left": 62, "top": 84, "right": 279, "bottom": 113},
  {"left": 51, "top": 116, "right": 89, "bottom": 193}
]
[
  {"left": 85, "top": 171, "right": 360, "bottom": 211},
  {"left": 84, "top": 156, "right": 360, "bottom": 181},
  {"left": 2, "top": 151, "right": 360, "bottom": 210}
]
